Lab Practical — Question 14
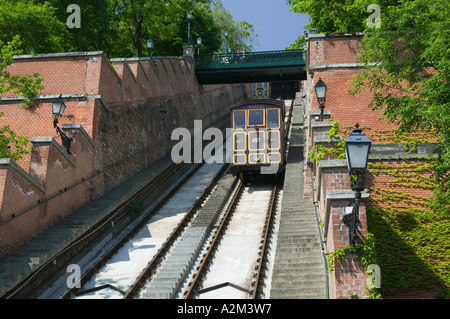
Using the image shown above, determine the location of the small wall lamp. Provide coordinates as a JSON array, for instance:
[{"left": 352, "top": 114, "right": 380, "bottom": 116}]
[
  {"left": 342, "top": 123, "right": 371, "bottom": 246},
  {"left": 314, "top": 78, "right": 327, "bottom": 121},
  {"left": 52, "top": 95, "right": 73, "bottom": 154}
]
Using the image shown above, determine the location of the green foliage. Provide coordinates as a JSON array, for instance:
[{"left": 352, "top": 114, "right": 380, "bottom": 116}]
[
  {"left": 0, "top": 112, "right": 31, "bottom": 160},
  {"left": 285, "top": 34, "right": 306, "bottom": 50},
  {"left": 37, "top": 0, "right": 112, "bottom": 53},
  {"left": 366, "top": 205, "right": 450, "bottom": 298},
  {"left": 365, "top": 160, "right": 450, "bottom": 297},
  {"left": 0, "top": 0, "right": 256, "bottom": 57},
  {"left": 211, "top": 0, "right": 257, "bottom": 53},
  {"left": 309, "top": 121, "right": 345, "bottom": 164},
  {"left": 286, "top": 0, "right": 401, "bottom": 33},
  {"left": 350, "top": 0, "right": 450, "bottom": 211},
  {"left": 327, "top": 233, "right": 381, "bottom": 298},
  {"left": 0, "top": 0, "right": 68, "bottom": 54},
  {"left": 107, "top": 0, "right": 255, "bottom": 56},
  {"left": 1, "top": 36, "right": 44, "bottom": 107}
]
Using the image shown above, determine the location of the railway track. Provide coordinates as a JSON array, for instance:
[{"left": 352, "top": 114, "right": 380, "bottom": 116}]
[
  {"left": 3, "top": 159, "right": 193, "bottom": 299},
  {"left": 58, "top": 162, "right": 229, "bottom": 299},
  {"left": 181, "top": 177, "right": 282, "bottom": 299},
  {"left": 7, "top": 100, "right": 293, "bottom": 299},
  {"left": 53, "top": 161, "right": 282, "bottom": 299}
]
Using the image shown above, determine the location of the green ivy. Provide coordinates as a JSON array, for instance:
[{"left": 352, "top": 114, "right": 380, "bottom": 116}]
[
  {"left": 366, "top": 206, "right": 450, "bottom": 298},
  {"left": 327, "top": 156, "right": 449, "bottom": 298},
  {"left": 364, "top": 158, "right": 450, "bottom": 297},
  {"left": 327, "top": 233, "right": 382, "bottom": 299},
  {"left": 309, "top": 121, "right": 345, "bottom": 164},
  {"left": 317, "top": 118, "right": 448, "bottom": 298}
]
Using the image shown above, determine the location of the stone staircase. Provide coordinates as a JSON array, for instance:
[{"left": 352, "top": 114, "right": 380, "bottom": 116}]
[{"left": 270, "top": 97, "right": 327, "bottom": 299}]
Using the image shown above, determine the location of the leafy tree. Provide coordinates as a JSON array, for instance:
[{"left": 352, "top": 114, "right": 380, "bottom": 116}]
[
  {"left": 0, "top": 113, "right": 31, "bottom": 160},
  {"left": 0, "top": 0, "right": 68, "bottom": 53},
  {"left": 0, "top": 36, "right": 35, "bottom": 159},
  {"left": 149, "top": 0, "right": 222, "bottom": 56},
  {"left": 286, "top": 0, "right": 400, "bottom": 33},
  {"left": 211, "top": 0, "right": 257, "bottom": 52},
  {"left": 109, "top": 0, "right": 163, "bottom": 57},
  {"left": 35, "top": 0, "right": 113, "bottom": 53},
  {"left": 0, "top": 0, "right": 256, "bottom": 57},
  {"left": 285, "top": 34, "right": 306, "bottom": 50},
  {"left": 0, "top": 36, "right": 43, "bottom": 107},
  {"left": 108, "top": 0, "right": 223, "bottom": 57},
  {"left": 350, "top": 0, "right": 450, "bottom": 210}
]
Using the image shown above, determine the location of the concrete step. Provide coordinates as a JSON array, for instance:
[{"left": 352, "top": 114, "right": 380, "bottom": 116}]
[
  {"left": 272, "top": 266, "right": 325, "bottom": 276},
  {"left": 271, "top": 278, "right": 325, "bottom": 289},
  {"left": 276, "top": 245, "right": 322, "bottom": 253},
  {"left": 270, "top": 287, "right": 327, "bottom": 299},
  {"left": 276, "top": 230, "right": 319, "bottom": 237},
  {"left": 275, "top": 251, "right": 324, "bottom": 259},
  {"left": 143, "top": 291, "right": 172, "bottom": 299}
]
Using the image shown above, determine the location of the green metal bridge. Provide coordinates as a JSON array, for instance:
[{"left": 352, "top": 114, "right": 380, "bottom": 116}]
[{"left": 194, "top": 49, "right": 306, "bottom": 84}]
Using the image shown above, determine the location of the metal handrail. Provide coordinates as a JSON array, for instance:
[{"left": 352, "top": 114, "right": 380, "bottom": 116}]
[
  {"left": 310, "top": 166, "right": 330, "bottom": 299},
  {"left": 195, "top": 49, "right": 305, "bottom": 68}
]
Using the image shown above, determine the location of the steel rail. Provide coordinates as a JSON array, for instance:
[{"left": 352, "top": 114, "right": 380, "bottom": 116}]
[
  {"left": 123, "top": 163, "right": 230, "bottom": 299},
  {"left": 251, "top": 180, "right": 282, "bottom": 298},
  {"left": 3, "top": 161, "right": 184, "bottom": 299},
  {"left": 183, "top": 178, "right": 281, "bottom": 299},
  {"left": 182, "top": 178, "right": 244, "bottom": 299},
  {"left": 59, "top": 120, "right": 231, "bottom": 299},
  {"left": 59, "top": 162, "right": 205, "bottom": 299}
]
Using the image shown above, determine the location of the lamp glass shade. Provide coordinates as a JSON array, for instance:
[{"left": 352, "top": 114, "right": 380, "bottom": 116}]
[
  {"left": 52, "top": 95, "right": 66, "bottom": 117},
  {"left": 315, "top": 79, "right": 327, "bottom": 100},
  {"left": 146, "top": 38, "right": 154, "bottom": 50},
  {"left": 345, "top": 133, "right": 371, "bottom": 171}
]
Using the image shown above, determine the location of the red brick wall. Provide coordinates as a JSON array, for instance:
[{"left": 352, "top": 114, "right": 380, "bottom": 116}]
[
  {"left": 0, "top": 161, "right": 45, "bottom": 255},
  {"left": 0, "top": 125, "right": 95, "bottom": 257},
  {"left": 0, "top": 52, "right": 248, "bottom": 257},
  {"left": 367, "top": 159, "right": 435, "bottom": 209},
  {"left": 306, "top": 34, "right": 437, "bottom": 298}
]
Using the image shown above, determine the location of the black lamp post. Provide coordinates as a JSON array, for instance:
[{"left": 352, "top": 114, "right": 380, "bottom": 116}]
[
  {"left": 314, "top": 78, "right": 327, "bottom": 121},
  {"left": 343, "top": 123, "right": 371, "bottom": 246},
  {"left": 146, "top": 38, "right": 157, "bottom": 67},
  {"left": 197, "top": 37, "right": 202, "bottom": 55},
  {"left": 187, "top": 13, "right": 193, "bottom": 46},
  {"left": 52, "top": 95, "right": 73, "bottom": 154},
  {"left": 146, "top": 38, "right": 154, "bottom": 56},
  {"left": 224, "top": 31, "right": 228, "bottom": 53}
]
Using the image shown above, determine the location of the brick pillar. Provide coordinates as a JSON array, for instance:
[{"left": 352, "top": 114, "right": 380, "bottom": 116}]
[
  {"left": 327, "top": 199, "right": 369, "bottom": 299},
  {"left": 29, "top": 138, "right": 52, "bottom": 185},
  {"left": 318, "top": 160, "right": 370, "bottom": 299}
]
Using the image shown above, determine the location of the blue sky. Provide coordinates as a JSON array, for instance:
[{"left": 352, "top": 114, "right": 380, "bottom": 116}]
[{"left": 220, "top": 0, "right": 309, "bottom": 51}]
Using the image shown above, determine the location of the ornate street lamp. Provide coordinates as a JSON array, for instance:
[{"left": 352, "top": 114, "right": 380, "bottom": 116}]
[
  {"left": 146, "top": 38, "right": 154, "bottom": 56},
  {"left": 342, "top": 123, "right": 371, "bottom": 246},
  {"left": 224, "top": 31, "right": 228, "bottom": 53},
  {"left": 197, "top": 37, "right": 202, "bottom": 55},
  {"left": 314, "top": 78, "right": 327, "bottom": 121},
  {"left": 187, "top": 13, "right": 193, "bottom": 46},
  {"left": 146, "top": 38, "right": 157, "bottom": 67},
  {"left": 52, "top": 95, "right": 73, "bottom": 154}
]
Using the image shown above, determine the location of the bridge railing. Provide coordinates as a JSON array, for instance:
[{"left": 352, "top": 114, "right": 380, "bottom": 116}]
[{"left": 195, "top": 49, "right": 305, "bottom": 69}]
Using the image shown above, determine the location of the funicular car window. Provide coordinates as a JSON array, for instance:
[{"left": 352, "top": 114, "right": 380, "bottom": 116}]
[
  {"left": 248, "top": 109, "right": 264, "bottom": 126},
  {"left": 233, "top": 110, "right": 246, "bottom": 129},
  {"left": 267, "top": 109, "right": 279, "bottom": 128}
]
